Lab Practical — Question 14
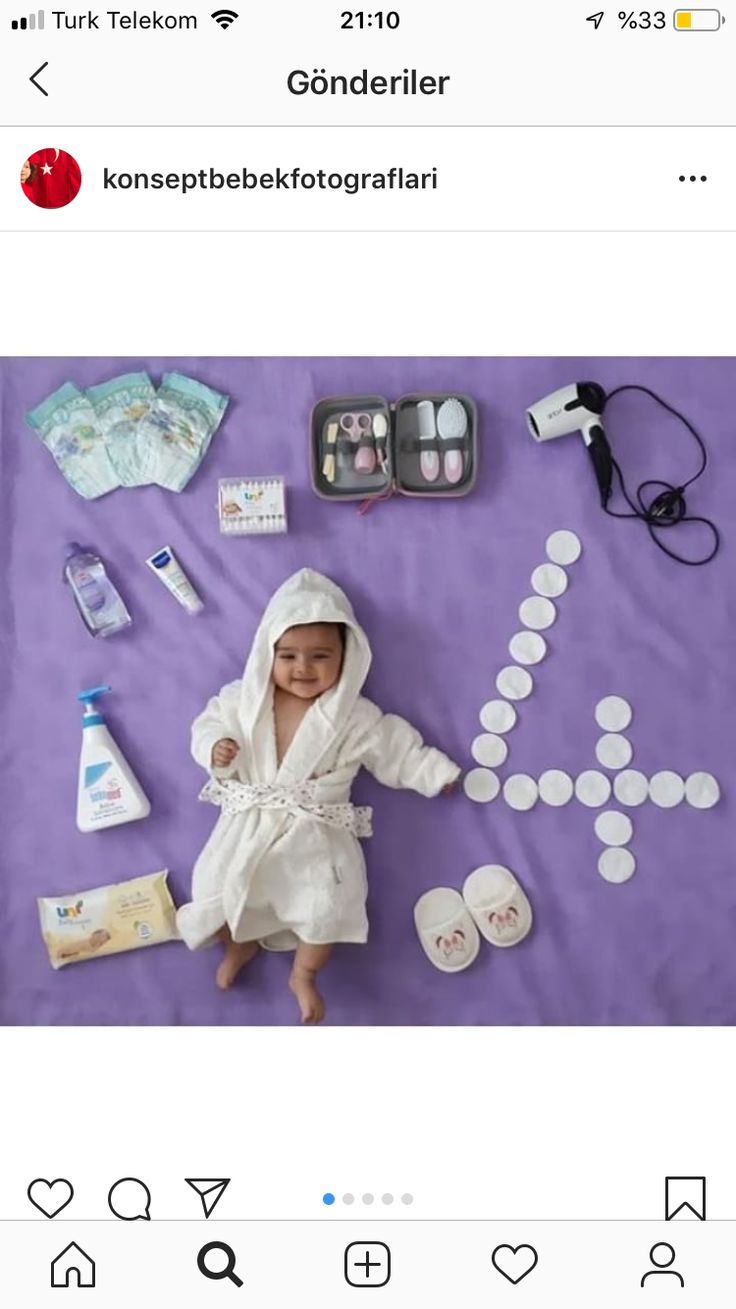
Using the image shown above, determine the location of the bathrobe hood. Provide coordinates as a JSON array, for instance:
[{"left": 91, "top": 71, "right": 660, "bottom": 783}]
[{"left": 238, "top": 568, "right": 372, "bottom": 785}]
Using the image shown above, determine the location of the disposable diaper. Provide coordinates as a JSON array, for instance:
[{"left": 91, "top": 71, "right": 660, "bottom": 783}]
[
  {"left": 86, "top": 371, "right": 157, "bottom": 486},
  {"left": 26, "top": 382, "right": 120, "bottom": 499},
  {"left": 38, "top": 870, "right": 179, "bottom": 969},
  {"left": 138, "top": 372, "right": 229, "bottom": 491}
]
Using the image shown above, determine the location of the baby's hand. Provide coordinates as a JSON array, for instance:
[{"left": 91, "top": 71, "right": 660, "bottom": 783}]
[{"left": 212, "top": 737, "right": 240, "bottom": 769}]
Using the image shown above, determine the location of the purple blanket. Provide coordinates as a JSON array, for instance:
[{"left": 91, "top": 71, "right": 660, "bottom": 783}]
[{"left": 1, "top": 356, "right": 734, "bottom": 1025}]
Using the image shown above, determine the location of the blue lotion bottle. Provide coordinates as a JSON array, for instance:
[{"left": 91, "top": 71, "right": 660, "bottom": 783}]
[{"left": 63, "top": 543, "right": 132, "bottom": 637}]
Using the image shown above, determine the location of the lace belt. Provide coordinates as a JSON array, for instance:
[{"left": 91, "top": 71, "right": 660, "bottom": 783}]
[{"left": 199, "top": 778, "right": 373, "bottom": 839}]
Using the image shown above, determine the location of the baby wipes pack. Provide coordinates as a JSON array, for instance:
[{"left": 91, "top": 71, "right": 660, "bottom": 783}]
[{"left": 38, "top": 870, "right": 178, "bottom": 970}]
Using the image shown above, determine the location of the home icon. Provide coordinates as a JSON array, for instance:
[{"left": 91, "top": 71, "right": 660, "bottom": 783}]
[{"left": 50, "top": 1241, "right": 96, "bottom": 1288}]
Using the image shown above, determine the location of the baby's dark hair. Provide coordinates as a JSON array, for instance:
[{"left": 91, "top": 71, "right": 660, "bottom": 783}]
[
  {"left": 284, "top": 621, "right": 346, "bottom": 646},
  {"left": 317, "top": 621, "right": 347, "bottom": 646}
]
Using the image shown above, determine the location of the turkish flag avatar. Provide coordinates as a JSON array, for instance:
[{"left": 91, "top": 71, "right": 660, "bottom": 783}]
[{"left": 21, "top": 147, "right": 82, "bottom": 209}]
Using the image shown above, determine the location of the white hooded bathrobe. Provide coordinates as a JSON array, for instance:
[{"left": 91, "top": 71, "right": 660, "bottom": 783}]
[{"left": 177, "top": 568, "right": 460, "bottom": 951}]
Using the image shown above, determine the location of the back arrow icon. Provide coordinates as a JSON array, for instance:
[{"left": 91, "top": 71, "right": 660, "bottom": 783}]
[
  {"left": 586, "top": 11, "right": 604, "bottom": 28},
  {"left": 30, "top": 62, "right": 49, "bottom": 96}
]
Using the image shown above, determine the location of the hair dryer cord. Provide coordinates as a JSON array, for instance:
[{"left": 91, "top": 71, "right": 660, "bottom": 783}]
[{"left": 602, "top": 384, "right": 720, "bottom": 566}]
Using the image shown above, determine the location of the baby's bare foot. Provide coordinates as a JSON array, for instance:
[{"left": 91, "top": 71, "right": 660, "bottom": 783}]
[
  {"left": 216, "top": 940, "right": 259, "bottom": 991},
  {"left": 289, "top": 968, "right": 326, "bottom": 1024}
]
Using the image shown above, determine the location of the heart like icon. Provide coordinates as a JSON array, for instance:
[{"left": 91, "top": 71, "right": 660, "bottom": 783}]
[
  {"left": 491, "top": 1243, "right": 538, "bottom": 1285},
  {"left": 27, "top": 1178, "right": 74, "bottom": 1219}
]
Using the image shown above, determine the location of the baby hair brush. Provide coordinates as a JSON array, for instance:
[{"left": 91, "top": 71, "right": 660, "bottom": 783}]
[{"left": 436, "top": 397, "right": 467, "bottom": 484}]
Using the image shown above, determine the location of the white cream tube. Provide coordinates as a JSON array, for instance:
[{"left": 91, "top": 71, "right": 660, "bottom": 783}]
[{"left": 146, "top": 546, "right": 204, "bottom": 614}]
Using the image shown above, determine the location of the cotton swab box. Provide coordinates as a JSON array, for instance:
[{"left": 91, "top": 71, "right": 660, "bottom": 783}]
[{"left": 218, "top": 477, "right": 287, "bottom": 535}]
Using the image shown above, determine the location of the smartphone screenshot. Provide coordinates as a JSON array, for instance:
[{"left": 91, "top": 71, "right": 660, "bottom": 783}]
[{"left": 1, "top": 3, "right": 734, "bottom": 1304}]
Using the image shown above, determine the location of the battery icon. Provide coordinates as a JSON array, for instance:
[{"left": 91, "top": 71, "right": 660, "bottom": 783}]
[{"left": 674, "top": 9, "right": 723, "bottom": 28}]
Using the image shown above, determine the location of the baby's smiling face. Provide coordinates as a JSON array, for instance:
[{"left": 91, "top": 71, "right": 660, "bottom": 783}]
[{"left": 272, "top": 623, "right": 344, "bottom": 700}]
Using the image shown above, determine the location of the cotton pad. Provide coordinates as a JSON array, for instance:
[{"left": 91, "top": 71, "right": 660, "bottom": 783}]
[
  {"left": 613, "top": 769, "right": 649, "bottom": 806},
  {"left": 519, "top": 596, "right": 557, "bottom": 631},
  {"left": 531, "top": 563, "right": 568, "bottom": 598},
  {"left": 594, "top": 810, "right": 633, "bottom": 846},
  {"left": 546, "top": 529, "right": 582, "bottom": 565},
  {"left": 464, "top": 769, "right": 500, "bottom": 803},
  {"left": 480, "top": 700, "right": 517, "bottom": 733},
  {"left": 503, "top": 774, "right": 538, "bottom": 811},
  {"left": 538, "top": 769, "right": 574, "bottom": 806},
  {"left": 595, "top": 695, "right": 633, "bottom": 732},
  {"left": 509, "top": 631, "right": 547, "bottom": 666},
  {"left": 595, "top": 734, "right": 633, "bottom": 770},
  {"left": 685, "top": 771, "right": 720, "bottom": 809},
  {"left": 649, "top": 771, "right": 685, "bottom": 808},
  {"left": 575, "top": 770, "right": 612, "bottom": 808},
  {"left": 471, "top": 734, "right": 508, "bottom": 768},
  {"left": 598, "top": 848, "right": 636, "bottom": 884},
  {"left": 496, "top": 666, "right": 533, "bottom": 700}
]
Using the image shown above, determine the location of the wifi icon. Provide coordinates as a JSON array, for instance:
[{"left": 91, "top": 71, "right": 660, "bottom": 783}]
[{"left": 212, "top": 8, "right": 238, "bottom": 27}]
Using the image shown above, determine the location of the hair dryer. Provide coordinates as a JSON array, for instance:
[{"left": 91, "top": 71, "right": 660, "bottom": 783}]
[{"left": 526, "top": 382, "right": 613, "bottom": 506}]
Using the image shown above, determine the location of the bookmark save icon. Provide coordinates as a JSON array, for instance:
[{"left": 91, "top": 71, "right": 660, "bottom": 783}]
[{"left": 185, "top": 1178, "right": 231, "bottom": 1219}]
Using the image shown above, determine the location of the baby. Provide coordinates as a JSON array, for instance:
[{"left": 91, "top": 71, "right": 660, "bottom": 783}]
[{"left": 177, "top": 568, "right": 460, "bottom": 1023}]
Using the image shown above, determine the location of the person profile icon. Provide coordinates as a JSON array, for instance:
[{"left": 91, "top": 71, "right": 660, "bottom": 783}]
[{"left": 641, "top": 1242, "right": 684, "bottom": 1287}]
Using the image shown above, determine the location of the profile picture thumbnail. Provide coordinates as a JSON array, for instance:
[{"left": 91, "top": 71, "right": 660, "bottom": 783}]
[{"left": 20, "top": 147, "right": 82, "bottom": 209}]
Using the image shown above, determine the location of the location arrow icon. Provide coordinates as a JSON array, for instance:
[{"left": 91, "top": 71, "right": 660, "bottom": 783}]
[
  {"left": 586, "top": 11, "right": 604, "bottom": 28},
  {"left": 185, "top": 1178, "right": 231, "bottom": 1218}
]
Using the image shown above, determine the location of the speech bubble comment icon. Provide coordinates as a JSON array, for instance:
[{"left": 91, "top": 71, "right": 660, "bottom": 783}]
[{"left": 107, "top": 1177, "right": 152, "bottom": 1221}]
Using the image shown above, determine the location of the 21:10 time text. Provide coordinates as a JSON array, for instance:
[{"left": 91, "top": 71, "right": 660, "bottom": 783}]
[{"left": 341, "top": 11, "right": 401, "bottom": 28}]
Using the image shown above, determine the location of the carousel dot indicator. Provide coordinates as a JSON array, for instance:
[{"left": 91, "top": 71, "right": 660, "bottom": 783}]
[{"left": 322, "top": 1192, "right": 335, "bottom": 1206}]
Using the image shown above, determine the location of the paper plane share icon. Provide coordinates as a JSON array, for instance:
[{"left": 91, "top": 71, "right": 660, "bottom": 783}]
[{"left": 185, "top": 1178, "right": 231, "bottom": 1218}]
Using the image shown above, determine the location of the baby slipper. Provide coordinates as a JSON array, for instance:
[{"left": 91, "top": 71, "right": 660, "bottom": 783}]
[
  {"left": 259, "top": 930, "right": 300, "bottom": 952},
  {"left": 462, "top": 865, "right": 532, "bottom": 948},
  {"left": 413, "top": 888, "right": 480, "bottom": 973}
]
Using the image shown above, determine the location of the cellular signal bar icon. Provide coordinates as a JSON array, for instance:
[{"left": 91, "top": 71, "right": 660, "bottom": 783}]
[{"left": 11, "top": 8, "right": 45, "bottom": 28}]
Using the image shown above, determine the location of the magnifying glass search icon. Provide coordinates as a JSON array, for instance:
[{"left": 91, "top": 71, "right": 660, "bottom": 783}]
[{"left": 197, "top": 1241, "right": 244, "bottom": 1287}]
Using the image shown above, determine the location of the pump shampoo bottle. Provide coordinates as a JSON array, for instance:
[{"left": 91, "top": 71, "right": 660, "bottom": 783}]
[{"left": 76, "top": 685, "right": 151, "bottom": 832}]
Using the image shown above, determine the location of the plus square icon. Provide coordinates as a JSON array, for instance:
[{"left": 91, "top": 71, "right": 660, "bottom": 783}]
[{"left": 344, "top": 1241, "right": 391, "bottom": 1287}]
